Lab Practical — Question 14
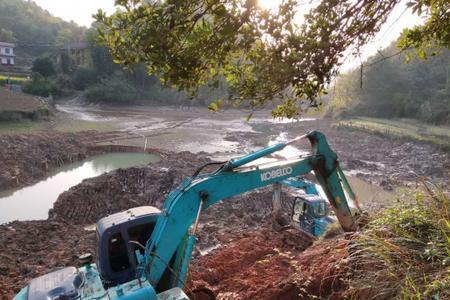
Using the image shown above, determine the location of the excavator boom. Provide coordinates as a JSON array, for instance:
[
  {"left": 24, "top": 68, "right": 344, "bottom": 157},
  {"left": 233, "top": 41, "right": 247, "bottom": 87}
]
[{"left": 142, "top": 131, "right": 357, "bottom": 287}]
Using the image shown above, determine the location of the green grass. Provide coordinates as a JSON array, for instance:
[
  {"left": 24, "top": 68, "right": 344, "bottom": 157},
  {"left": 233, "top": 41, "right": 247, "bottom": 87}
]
[
  {"left": 335, "top": 117, "right": 450, "bottom": 149},
  {"left": 0, "top": 75, "right": 28, "bottom": 85},
  {"left": 0, "top": 120, "right": 47, "bottom": 134},
  {"left": 346, "top": 184, "right": 450, "bottom": 299},
  {"left": 0, "top": 119, "right": 117, "bottom": 135}
]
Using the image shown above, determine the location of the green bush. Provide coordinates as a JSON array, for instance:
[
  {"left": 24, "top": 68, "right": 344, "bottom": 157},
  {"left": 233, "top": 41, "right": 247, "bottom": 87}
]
[
  {"left": 71, "top": 68, "right": 97, "bottom": 90},
  {"left": 31, "top": 56, "right": 56, "bottom": 78},
  {"left": 347, "top": 185, "right": 450, "bottom": 299},
  {"left": 85, "top": 75, "right": 138, "bottom": 103},
  {"left": 23, "top": 73, "right": 58, "bottom": 97}
]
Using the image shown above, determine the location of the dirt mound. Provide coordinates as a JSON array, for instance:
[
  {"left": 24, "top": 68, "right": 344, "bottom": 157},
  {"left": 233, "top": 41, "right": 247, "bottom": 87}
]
[
  {"left": 49, "top": 151, "right": 212, "bottom": 224},
  {"left": 0, "top": 131, "right": 105, "bottom": 190},
  {"left": 0, "top": 90, "right": 46, "bottom": 112},
  {"left": 191, "top": 229, "right": 349, "bottom": 299}
]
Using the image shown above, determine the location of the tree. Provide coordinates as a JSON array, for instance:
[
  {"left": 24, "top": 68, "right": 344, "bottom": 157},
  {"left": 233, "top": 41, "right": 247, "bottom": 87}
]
[
  {"left": 85, "top": 27, "right": 119, "bottom": 76},
  {"left": 398, "top": 0, "right": 450, "bottom": 60},
  {"left": 60, "top": 52, "right": 71, "bottom": 74},
  {"left": 330, "top": 42, "right": 450, "bottom": 124},
  {"left": 94, "top": 0, "right": 399, "bottom": 117},
  {"left": 95, "top": 0, "right": 449, "bottom": 118},
  {"left": 32, "top": 57, "right": 56, "bottom": 78},
  {"left": 0, "top": 28, "right": 14, "bottom": 42},
  {"left": 0, "top": 0, "right": 83, "bottom": 57}
]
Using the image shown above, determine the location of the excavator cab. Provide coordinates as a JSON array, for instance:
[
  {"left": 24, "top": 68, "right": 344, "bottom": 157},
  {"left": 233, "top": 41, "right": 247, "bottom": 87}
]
[
  {"left": 95, "top": 206, "right": 161, "bottom": 287},
  {"left": 279, "top": 177, "right": 335, "bottom": 237},
  {"left": 291, "top": 195, "right": 334, "bottom": 237}
]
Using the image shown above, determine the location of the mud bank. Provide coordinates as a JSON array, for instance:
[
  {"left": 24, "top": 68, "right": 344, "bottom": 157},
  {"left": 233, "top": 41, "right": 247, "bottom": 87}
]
[
  {"left": 0, "top": 131, "right": 158, "bottom": 191},
  {"left": 0, "top": 220, "right": 95, "bottom": 299},
  {"left": 49, "top": 151, "right": 296, "bottom": 248}
]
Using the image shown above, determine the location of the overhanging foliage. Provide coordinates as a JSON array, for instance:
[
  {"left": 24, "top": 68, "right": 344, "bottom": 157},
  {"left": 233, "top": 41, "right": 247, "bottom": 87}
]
[{"left": 95, "top": 0, "right": 403, "bottom": 117}]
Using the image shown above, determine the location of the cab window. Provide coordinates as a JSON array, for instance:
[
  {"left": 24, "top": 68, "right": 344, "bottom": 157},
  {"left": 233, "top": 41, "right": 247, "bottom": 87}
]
[
  {"left": 314, "top": 202, "right": 327, "bottom": 217},
  {"left": 128, "top": 223, "right": 155, "bottom": 256},
  {"left": 292, "top": 198, "right": 306, "bottom": 221},
  {"left": 109, "top": 233, "right": 130, "bottom": 272}
]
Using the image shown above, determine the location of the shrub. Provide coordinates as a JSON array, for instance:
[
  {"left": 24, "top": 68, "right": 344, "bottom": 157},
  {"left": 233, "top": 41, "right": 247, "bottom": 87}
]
[
  {"left": 84, "top": 75, "right": 137, "bottom": 103},
  {"left": 347, "top": 184, "right": 450, "bottom": 299},
  {"left": 31, "top": 56, "right": 56, "bottom": 78},
  {"left": 23, "top": 73, "right": 58, "bottom": 97},
  {"left": 71, "top": 68, "right": 97, "bottom": 90}
]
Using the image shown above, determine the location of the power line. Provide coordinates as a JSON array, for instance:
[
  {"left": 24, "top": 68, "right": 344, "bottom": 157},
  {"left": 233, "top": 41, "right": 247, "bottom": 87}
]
[
  {"left": 373, "top": 6, "right": 409, "bottom": 45},
  {"left": 363, "top": 49, "right": 405, "bottom": 68},
  {"left": 359, "top": 48, "right": 407, "bottom": 88}
]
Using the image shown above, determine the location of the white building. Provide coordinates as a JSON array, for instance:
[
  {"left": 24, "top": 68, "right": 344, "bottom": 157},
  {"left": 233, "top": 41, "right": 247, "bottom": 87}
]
[{"left": 0, "top": 42, "right": 15, "bottom": 65}]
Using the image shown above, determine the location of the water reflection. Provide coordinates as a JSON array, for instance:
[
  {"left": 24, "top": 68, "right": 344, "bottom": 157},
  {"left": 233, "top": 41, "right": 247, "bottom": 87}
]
[{"left": 0, "top": 153, "right": 160, "bottom": 224}]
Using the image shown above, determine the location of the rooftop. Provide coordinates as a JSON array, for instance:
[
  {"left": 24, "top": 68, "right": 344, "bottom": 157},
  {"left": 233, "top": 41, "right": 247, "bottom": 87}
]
[
  {"left": 0, "top": 42, "right": 15, "bottom": 47},
  {"left": 61, "top": 41, "right": 87, "bottom": 50}
]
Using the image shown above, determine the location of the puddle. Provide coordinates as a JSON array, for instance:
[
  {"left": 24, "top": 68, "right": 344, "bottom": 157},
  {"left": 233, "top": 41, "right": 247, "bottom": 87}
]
[
  {"left": 267, "top": 132, "right": 309, "bottom": 159},
  {"left": 56, "top": 104, "right": 116, "bottom": 122},
  {"left": 177, "top": 140, "right": 240, "bottom": 154},
  {"left": 0, "top": 152, "right": 160, "bottom": 224}
]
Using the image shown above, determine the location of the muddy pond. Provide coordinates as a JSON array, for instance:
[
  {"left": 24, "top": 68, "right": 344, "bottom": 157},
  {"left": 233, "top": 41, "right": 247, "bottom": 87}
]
[
  {"left": 0, "top": 152, "right": 160, "bottom": 224},
  {"left": 0, "top": 104, "right": 402, "bottom": 224}
]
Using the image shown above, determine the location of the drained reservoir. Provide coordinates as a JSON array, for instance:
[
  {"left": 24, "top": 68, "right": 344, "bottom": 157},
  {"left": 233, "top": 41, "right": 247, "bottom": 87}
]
[{"left": 0, "top": 152, "right": 160, "bottom": 224}]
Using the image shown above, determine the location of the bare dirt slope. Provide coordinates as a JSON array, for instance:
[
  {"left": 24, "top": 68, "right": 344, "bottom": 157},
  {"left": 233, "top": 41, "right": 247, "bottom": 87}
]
[
  {"left": 0, "top": 90, "right": 44, "bottom": 112},
  {"left": 190, "top": 229, "right": 348, "bottom": 299}
]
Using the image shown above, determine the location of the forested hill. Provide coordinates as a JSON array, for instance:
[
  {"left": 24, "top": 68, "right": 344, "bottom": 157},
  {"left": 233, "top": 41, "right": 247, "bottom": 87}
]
[
  {"left": 0, "top": 0, "right": 84, "bottom": 66},
  {"left": 330, "top": 43, "right": 450, "bottom": 125}
]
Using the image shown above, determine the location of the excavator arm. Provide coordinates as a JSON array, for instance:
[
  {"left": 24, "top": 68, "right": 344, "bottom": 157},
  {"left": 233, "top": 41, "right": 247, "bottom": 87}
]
[{"left": 141, "top": 131, "right": 358, "bottom": 289}]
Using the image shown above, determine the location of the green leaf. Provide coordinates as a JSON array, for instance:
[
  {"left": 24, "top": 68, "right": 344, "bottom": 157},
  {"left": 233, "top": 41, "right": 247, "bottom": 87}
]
[{"left": 208, "top": 101, "right": 219, "bottom": 112}]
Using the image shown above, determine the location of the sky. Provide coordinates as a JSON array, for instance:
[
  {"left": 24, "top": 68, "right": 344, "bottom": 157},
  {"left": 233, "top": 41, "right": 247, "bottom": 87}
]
[
  {"left": 32, "top": 0, "right": 116, "bottom": 27},
  {"left": 33, "top": 0, "right": 423, "bottom": 70}
]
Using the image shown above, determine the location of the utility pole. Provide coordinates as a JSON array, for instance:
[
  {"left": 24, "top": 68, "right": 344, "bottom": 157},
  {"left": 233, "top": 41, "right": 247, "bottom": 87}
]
[{"left": 446, "top": 64, "right": 450, "bottom": 92}]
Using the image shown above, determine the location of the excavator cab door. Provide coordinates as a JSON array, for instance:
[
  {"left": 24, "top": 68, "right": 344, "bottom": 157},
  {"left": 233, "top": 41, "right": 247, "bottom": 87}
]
[
  {"left": 292, "top": 197, "right": 314, "bottom": 235},
  {"left": 292, "top": 195, "right": 330, "bottom": 237}
]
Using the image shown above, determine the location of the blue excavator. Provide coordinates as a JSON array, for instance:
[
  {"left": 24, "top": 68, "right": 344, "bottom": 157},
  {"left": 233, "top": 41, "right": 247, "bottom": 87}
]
[{"left": 13, "top": 131, "right": 361, "bottom": 300}]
